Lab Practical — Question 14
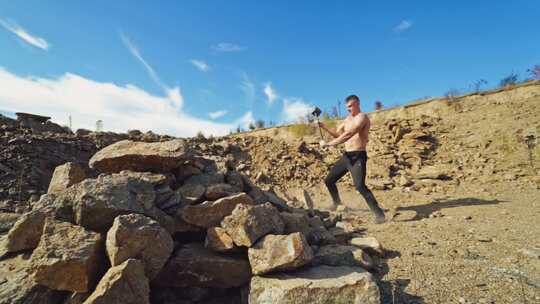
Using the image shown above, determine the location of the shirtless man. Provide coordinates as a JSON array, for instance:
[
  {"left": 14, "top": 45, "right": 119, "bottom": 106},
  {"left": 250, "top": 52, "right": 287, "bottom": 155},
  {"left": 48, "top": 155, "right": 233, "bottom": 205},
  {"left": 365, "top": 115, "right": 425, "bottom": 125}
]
[{"left": 318, "top": 94, "right": 386, "bottom": 223}]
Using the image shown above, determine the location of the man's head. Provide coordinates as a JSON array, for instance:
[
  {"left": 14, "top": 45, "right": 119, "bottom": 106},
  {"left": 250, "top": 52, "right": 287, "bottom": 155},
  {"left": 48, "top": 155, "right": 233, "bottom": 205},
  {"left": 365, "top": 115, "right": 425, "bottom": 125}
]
[{"left": 345, "top": 95, "right": 361, "bottom": 115}]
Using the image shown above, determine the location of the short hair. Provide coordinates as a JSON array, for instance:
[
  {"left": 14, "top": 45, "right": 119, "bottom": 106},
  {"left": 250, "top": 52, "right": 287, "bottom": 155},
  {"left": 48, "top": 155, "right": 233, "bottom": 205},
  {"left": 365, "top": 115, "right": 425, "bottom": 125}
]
[{"left": 345, "top": 95, "right": 359, "bottom": 103}]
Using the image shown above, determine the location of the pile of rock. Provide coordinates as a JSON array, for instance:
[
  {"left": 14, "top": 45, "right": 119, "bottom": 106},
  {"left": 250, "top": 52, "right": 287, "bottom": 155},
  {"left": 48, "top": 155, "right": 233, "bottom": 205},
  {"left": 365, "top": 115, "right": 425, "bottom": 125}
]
[
  {"left": 188, "top": 115, "right": 452, "bottom": 195},
  {"left": 0, "top": 139, "right": 382, "bottom": 304},
  {"left": 0, "top": 113, "right": 174, "bottom": 203}
]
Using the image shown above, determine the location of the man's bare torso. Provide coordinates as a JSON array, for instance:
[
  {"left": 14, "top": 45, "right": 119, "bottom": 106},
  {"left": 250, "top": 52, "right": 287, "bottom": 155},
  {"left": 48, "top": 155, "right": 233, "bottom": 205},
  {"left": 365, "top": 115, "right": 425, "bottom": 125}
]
[{"left": 342, "top": 114, "right": 370, "bottom": 152}]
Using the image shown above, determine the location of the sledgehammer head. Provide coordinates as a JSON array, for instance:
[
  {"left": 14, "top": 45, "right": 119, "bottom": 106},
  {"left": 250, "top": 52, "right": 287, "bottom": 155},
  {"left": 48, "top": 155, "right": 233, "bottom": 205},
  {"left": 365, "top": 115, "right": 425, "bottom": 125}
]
[{"left": 312, "top": 106, "right": 322, "bottom": 117}]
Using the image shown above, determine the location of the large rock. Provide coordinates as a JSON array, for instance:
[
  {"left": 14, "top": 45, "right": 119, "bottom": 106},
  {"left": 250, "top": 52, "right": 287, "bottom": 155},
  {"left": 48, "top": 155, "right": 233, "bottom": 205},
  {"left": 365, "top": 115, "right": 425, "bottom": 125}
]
[
  {"left": 47, "top": 162, "right": 86, "bottom": 194},
  {"left": 221, "top": 203, "right": 284, "bottom": 247},
  {"left": 36, "top": 171, "right": 172, "bottom": 232},
  {"left": 249, "top": 266, "right": 380, "bottom": 304},
  {"left": 281, "top": 212, "right": 335, "bottom": 245},
  {"left": 350, "top": 236, "right": 384, "bottom": 257},
  {"left": 89, "top": 139, "right": 193, "bottom": 173},
  {"left": 154, "top": 243, "right": 251, "bottom": 288},
  {"left": 29, "top": 220, "right": 103, "bottom": 292},
  {"left": 0, "top": 212, "right": 20, "bottom": 234},
  {"left": 0, "top": 211, "right": 45, "bottom": 257},
  {"left": 83, "top": 259, "right": 149, "bottom": 304},
  {"left": 180, "top": 193, "right": 254, "bottom": 228},
  {"left": 205, "top": 183, "right": 237, "bottom": 200},
  {"left": 248, "top": 232, "right": 313, "bottom": 275},
  {"left": 416, "top": 164, "right": 453, "bottom": 180},
  {"left": 184, "top": 172, "right": 225, "bottom": 187},
  {"left": 204, "top": 227, "right": 236, "bottom": 252},
  {"left": 0, "top": 259, "right": 66, "bottom": 304},
  {"left": 313, "top": 244, "right": 375, "bottom": 270},
  {"left": 177, "top": 182, "right": 206, "bottom": 205},
  {"left": 106, "top": 214, "right": 173, "bottom": 279}
]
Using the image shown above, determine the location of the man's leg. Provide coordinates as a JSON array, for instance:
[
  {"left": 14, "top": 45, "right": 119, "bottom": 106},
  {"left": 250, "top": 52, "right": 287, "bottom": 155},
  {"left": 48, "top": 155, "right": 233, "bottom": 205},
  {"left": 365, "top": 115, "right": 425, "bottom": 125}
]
[
  {"left": 350, "top": 153, "right": 385, "bottom": 222},
  {"left": 324, "top": 155, "right": 349, "bottom": 206}
]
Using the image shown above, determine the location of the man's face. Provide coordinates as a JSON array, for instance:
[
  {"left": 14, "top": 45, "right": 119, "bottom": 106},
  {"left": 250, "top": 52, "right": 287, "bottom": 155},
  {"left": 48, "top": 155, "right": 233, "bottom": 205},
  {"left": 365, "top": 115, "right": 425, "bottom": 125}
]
[{"left": 346, "top": 100, "right": 360, "bottom": 115}]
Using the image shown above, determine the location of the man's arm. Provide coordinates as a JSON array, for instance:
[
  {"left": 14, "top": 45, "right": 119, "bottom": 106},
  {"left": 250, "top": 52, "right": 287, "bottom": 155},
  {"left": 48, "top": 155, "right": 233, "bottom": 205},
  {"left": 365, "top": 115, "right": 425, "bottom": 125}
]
[
  {"left": 326, "top": 114, "right": 366, "bottom": 146},
  {"left": 319, "top": 122, "right": 344, "bottom": 138}
]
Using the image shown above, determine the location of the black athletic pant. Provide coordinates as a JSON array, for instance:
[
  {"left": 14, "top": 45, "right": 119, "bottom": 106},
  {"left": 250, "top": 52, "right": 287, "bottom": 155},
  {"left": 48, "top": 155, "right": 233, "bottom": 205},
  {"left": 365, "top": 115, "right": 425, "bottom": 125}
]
[{"left": 324, "top": 151, "right": 384, "bottom": 218}]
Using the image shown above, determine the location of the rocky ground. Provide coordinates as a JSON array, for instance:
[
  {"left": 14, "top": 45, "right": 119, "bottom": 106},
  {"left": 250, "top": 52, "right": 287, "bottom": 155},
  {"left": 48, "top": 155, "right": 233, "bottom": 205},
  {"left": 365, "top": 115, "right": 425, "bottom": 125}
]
[{"left": 0, "top": 81, "right": 539, "bottom": 303}]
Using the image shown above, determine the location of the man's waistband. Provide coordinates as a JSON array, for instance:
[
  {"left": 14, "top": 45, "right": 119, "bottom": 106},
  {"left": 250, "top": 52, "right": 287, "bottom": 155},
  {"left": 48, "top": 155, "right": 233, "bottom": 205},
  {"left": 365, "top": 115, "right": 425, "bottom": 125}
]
[{"left": 344, "top": 150, "right": 366, "bottom": 157}]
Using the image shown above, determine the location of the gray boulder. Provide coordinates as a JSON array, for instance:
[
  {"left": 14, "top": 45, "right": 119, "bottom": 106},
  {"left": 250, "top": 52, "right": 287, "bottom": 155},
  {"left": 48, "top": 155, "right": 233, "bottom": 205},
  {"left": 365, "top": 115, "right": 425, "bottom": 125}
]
[
  {"left": 221, "top": 203, "right": 284, "bottom": 247},
  {"left": 248, "top": 232, "right": 313, "bottom": 275},
  {"left": 106, "top": 214, "right": 173, "bottom": 279},
  {"left": 249, "top": 266, "right": 380, "bottom": 304}
]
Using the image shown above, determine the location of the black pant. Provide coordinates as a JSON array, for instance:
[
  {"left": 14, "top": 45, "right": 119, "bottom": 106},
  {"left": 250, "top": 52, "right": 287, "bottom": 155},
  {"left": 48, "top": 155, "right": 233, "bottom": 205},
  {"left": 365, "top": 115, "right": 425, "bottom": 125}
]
[{"left": 324, "top": 151, "right": 384, "bottom": 218}]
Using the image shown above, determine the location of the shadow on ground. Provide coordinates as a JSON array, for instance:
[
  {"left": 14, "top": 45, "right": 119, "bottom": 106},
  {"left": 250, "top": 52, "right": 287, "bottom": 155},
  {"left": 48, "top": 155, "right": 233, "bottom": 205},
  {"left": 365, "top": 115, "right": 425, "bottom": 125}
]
[
  {"left": 376, "top": 250, "right": 424, "bottom": 303},
  {"left": 394, "top": 197, "right": 506, "bottom": 222}
]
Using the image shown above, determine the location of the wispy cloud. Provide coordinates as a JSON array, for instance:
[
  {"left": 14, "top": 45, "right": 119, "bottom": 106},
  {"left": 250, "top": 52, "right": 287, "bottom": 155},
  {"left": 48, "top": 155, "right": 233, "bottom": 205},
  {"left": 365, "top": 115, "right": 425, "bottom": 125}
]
[
  {"left": 0, "top": 18, "right": 49, "bottom": 50},
  {"left": 190, "top": 59, "right": 210, "bottom": 72},
  {"left": 120, "top": 33, "right": 163, "bottom": 87},
  {"left": 263, "top": 82, "right": 278, "bottom": 105},
  {"left": 213, "top": 42, "right": 244, "bottom": 53},
  {"left": 282, "top": 97, "right": 313, "bottom": 123},
  {"left": 209, "top": 110, "right": 227, "bottom": 119},
  {"left": 120, "top": 32, "right": 182, "bottom": 110},
  {"left": 394, "top": 20, "right": 413, "bottom": 33},
  {"left": 240, "top": 72, "right": 255, "bottom": 102},
  {"left": 0, "top": 67, "right": 254, "bottom": 137}
]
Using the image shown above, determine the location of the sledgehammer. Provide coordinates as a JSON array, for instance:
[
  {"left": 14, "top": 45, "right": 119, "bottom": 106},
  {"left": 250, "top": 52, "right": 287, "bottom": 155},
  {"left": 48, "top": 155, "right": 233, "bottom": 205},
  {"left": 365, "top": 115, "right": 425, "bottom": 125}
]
[{"left": 312, "top": 106, "right": 324, "bottom": 139}]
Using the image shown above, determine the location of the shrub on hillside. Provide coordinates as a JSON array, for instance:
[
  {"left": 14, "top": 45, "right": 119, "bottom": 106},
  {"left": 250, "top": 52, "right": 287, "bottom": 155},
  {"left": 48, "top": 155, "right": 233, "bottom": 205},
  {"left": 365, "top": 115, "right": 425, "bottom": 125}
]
[
  {"left": 527, "top": 65, "right": 540, "bottom": 81},
  {"left": 499, "top": 72, "right": 518, "bottom": 87},
  {"left": 375, "top": 101, "right": 383, "bottom": 111},
  {"left": 472, "top": 79, "right": 488, "bottom": 93}
]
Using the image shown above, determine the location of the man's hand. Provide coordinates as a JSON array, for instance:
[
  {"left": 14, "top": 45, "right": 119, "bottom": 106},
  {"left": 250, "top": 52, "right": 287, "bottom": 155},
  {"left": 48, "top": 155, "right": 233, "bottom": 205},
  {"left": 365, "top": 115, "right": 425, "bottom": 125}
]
[{"left": 319, "top": 140, "right": 328, "bottom": 148}]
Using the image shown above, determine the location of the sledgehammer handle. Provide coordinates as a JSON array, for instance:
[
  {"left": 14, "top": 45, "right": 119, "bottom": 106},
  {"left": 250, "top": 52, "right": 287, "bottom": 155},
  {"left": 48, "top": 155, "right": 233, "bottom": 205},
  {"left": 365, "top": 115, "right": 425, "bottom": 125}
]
[{"left": 315, "top": 117, "right": 324, "bottom": 139}]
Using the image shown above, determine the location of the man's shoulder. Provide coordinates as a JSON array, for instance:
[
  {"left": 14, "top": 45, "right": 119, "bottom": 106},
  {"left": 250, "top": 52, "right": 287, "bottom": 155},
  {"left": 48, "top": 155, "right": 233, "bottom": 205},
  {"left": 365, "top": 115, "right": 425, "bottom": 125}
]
[{"left": 354, "top": 113, "right": 368, "bottom": 122}]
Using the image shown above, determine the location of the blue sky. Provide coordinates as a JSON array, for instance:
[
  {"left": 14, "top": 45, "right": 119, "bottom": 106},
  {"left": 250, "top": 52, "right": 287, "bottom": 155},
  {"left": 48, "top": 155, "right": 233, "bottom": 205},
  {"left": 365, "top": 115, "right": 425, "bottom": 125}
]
[{"left": 0, "top": 1, "right": 538, "bottom": 136}]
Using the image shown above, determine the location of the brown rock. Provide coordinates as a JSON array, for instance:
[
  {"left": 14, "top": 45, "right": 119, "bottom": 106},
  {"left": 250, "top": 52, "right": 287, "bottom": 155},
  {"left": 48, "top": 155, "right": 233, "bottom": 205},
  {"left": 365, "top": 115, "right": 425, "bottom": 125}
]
[
  {"left": 83, "top": 259, "right": 149, "bottom": 304},
  {"left": 29, "top": 220, "right": 103, "bottom": 292},
  {"left": 106, "top": 214, "right": 173, "bottom": 279},
  {"left": 154, "top": 243, "right": 251, "bottom": 288},
  {"left": 221, "top": 203, "right": 284, "bottom": 247},
  {"left": 177, "top": 183, "right": 205, "bottom": 205},
  {"left": 249, "top": 265, "right": 380, "bottom": 304},
  {"left": 47, "top": 162, "right": 86, "bottom": 194},
  {"left": 205, "top": 183, "right": 237, "bottom": 201},
  {"left": 313, "top": 244, "right": 375, "bottom": 270},
  {"left": 89, "top": 139, "right": 194, "bottom": 174},
  {"left": 350, "top": 236, "right": 384, "bottom": 257},
  {"left": 0, "top": 212, "right": 20, "bottom": 234},
  {"left": 204, "top": 227, "right": 235, "bottom": 252},
  {"left": 180, "top": 193, "right": 254, "bottom": 228},
  {"left": 0, "top": 212, "right": 45, "bottom": 257},
  {"left": 248, "top": 232, "right": 313, "bottom": 275}
]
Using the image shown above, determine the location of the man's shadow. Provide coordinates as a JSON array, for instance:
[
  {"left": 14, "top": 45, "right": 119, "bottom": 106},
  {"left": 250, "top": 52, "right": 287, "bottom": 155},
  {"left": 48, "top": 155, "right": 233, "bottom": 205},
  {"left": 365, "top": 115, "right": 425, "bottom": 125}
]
[{"left": 393, "top": 197, "right": 506, "bottom": 222}]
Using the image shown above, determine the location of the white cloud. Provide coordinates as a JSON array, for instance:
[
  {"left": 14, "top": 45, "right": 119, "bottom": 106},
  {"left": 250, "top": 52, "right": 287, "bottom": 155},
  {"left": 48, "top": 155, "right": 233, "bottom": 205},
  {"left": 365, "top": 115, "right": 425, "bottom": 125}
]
[
  {"left": 0, "top": 18, "right": 49, "bottom": 50},
  {"left": 190, "top": 59, "right": 210, "bottom": 72},
  {"left": 120, "top": 33, "right": 183, "bottom": 112},
  {"left": 263, "top": 82, "right": 278, "bottom": 105},
  {"left": 213, "top": 42, "right": 244, "bottom": 52},
  {"left": 240, "top": 73, "right": 255, "bottom": 102},
  {"left": 0, "top": 67, "right": 254, "bottom": 137},
  {"left": 209, "top": 110, "right": 227, "bottom": 119},
  {"left": 282, "top": 97, "right": 313, "bottom": 123},
  {"left": 394, "top": 20, "right": 413, "bottom": 32}
]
